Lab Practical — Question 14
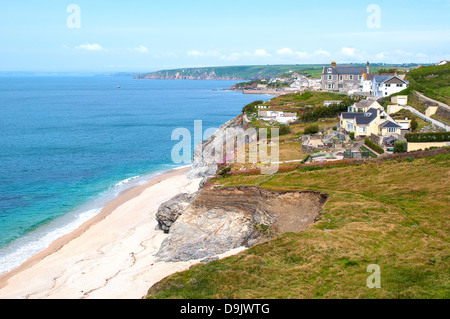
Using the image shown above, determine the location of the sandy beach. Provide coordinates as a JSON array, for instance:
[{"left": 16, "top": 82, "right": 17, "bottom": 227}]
[{"left": 0, "top": 167, "right": 243, "bottom": 299}]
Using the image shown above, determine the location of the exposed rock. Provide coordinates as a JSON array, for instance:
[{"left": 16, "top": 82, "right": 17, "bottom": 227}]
[
  {"left": 156, "top": 187, "right": 328, "bottom": 262},
  {"left": 186, "top": 116, "right": 249, "bottom": 180},
  {"left": 155, "top": 192, "right": 198, "bottom": 233}
]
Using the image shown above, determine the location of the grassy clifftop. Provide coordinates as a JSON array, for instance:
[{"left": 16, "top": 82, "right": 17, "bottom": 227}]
[
  {"left": 406, "top": 63, "right": 450, "bottom": 105},
  {"left": 147, "top": 151, "right": 450, "bottom": 299}
]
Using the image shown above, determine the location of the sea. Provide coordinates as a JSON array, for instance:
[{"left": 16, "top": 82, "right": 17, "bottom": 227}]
[{"left": 0, "top": 76, "right": 272, "bottom": 274}]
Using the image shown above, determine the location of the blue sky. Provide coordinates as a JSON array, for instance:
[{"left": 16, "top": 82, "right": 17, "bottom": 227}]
[{"left": 0, "top": 0, "right": 449, "bottom": 72}]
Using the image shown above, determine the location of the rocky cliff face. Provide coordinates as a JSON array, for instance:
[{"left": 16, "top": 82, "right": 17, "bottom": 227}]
[
  {"left": 186, "top": 115, "right": 245, "bottom": 180},
  {"left": 156, "top": 187, "right": 328, "bottom": 262}
]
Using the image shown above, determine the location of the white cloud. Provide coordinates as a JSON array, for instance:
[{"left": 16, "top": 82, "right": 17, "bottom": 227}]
[
  {"left": 277, "top": 47, "right": 329, "bottom": 59},
  {"left": 253, "top": 49, "right": 271, "bottom": 57},
  {"left": 187, "top": 50, "right": 221, "bottom": 57},
  {"left": 134, "top": 45, "right": 149, "bottom": 53},
  {"left": 341, "top": 47, "right": 356, "bottom": 57},
  {"left": 75, "top": 43, "right": 106, "bottom": 51},
  {"left": 313, "top": 49, "right": 331, "bottom": 57},
  {"left": 277, "top": 48, "right": 294, "bottom": 55}
]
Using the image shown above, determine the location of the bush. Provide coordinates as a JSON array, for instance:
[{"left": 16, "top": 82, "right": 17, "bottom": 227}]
[
  {"left": 218, "top": 167, "right": 231, "bottom": 176},
  {"left": 278, "top": 124, "right": 291, "bottom": 136},
  {"left": 304, "top": 124, "right": 319, "bottom": 135},
  {"left": 410, "top": 118, "right": 418, "bottom": 132},
  {"left": 405, "top": 132, "right": 450, "bottom": 143},
  {"left": 349, "top": 132, "right": 355, "bottom": 140},
  {"left": 394, "top": 140, "right": 407, "bottom": 153},
  {"left": 365, "top": 138, "right": 385, "bottom": 154}
]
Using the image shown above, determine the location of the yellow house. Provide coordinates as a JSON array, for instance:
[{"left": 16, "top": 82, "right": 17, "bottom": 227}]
[{"left": 340, "top": 101, "right": 403, "bottom": 137}]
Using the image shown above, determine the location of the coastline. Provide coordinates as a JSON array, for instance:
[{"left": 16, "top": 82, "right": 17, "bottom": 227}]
[{"left": 0, "top": 165, "right": 244, "bottom": 299}]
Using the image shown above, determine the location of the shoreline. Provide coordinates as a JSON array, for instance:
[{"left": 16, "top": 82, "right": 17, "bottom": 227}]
[{"left": 0, "top": 165, "right": 233, "bottom": 299}]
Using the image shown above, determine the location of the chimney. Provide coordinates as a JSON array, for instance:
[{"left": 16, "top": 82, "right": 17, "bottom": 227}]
[
  {"left": 331, "top": 61, "right": 336, "bottom": 68},
  {"left": 366, "top": 61, "right": 370, "bottom": 74}
]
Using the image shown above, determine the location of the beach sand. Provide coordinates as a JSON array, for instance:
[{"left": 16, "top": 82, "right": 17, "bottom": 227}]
[{"left": 0, "top": 167, "right": 244, "bottom": 299}]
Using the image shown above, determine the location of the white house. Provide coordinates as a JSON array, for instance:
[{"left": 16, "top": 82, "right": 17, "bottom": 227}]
[
  {"left": 372, "top": 75, "right": 409, "bottom": 97},
  {"left": 258, "top": 110, "right": 298, "bottom": 124}
]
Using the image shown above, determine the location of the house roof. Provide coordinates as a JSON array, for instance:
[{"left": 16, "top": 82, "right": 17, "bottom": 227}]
[
  {"left": 379, "top": 120, "right": 402, "bottom": 128},
  {"left": 354, "top": 100, "right": 376, "bottom": 109},
  {"left": 373, "top": 75, "right": 409, "bottom": 85},
  {"left": 341, "top": 112, "right": 360, "bottom": 119},
  {"left": 324, "top": 65, "right": 366, "bottom": 75}
]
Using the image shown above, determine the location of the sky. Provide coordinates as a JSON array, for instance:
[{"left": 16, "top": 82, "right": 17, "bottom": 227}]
[{"left": 0, "top": 0, "right": 449, "bottom": 72}]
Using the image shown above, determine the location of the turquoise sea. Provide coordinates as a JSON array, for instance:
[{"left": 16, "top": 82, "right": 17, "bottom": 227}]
[{"left": 0, "top": 76, "right": 272, "bottom": 274}]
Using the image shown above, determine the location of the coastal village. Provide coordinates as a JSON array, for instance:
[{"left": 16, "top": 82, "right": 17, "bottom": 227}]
[{"left": 227, "top": 60, "right": 450, "bottom": 172}]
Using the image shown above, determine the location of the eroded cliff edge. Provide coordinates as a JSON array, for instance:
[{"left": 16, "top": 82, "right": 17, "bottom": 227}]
[{"left": 156, "top": 187, "right": 328, "bottom": 262}]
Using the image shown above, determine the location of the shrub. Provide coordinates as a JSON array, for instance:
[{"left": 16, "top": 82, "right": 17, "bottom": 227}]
[
  {"left": 410, "top": 118, "right": 418, "bottom": 132},
  {"left": 304, "top": 124, "right": 320, "bottom": 135},
  {"left": 278, "top": 124, "right": 291, "bottom": 136},
  {"left": 405, "top": 132, "right": 450, "bottom": 143},
  {"left": 365, "top": 138, "right": 385, "bottom": 154},
  {"left": 394, "top": 140, "right": 407, "bottom": 153},
  {"left": 349, "top": 132, "right": 355, "bottom": 140},
  {"left": 218, "top": 167, "right": 231, "bottom": 176}
]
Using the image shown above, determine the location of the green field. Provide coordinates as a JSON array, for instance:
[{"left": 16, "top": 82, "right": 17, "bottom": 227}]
[{"left": 147, "top": 152, "right": 450, "bottom": 299}]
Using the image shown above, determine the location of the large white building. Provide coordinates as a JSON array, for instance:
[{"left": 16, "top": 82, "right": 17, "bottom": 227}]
[{"left": 371, "top": 75, "right": 409, "bottom": 97}]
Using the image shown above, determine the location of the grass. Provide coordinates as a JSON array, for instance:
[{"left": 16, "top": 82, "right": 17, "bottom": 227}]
[{"left": 147, "top": 152, "right": 450, "bottom": 299}]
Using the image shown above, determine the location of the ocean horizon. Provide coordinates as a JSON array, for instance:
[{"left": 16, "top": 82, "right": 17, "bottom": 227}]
[{"left": 0, "top": 76, "right": 272, "bottom": 274}]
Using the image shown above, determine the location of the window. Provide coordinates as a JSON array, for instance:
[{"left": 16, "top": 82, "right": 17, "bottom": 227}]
[
  {"left": 386, "top": 84, "right": 391, "bottom": 87},
  {"left": 328, "top": 75, "right": 332, "bottom": 80},
  {"left": 349, "top": 75, "right": 353, "bottom": 80},
  {"left": 386, "top": 128, "right": 397, "bottom": 133},
  {"left": 340, "top": 76, "right": 343, "bottom": 80},
  {"left": 359, "top": 75, "right": 362, "bottom": 80},
  {"left": 327, "top": 68, "right": 332, "bottom": 73},
  {"left": 347, "top": 122, "right": 354, "bottom": 131},
  {"left": 397, "top": 84, "right": 403, "bottom": 87},
  {"left": 359, "top": 126, "right": 367, "bottom": 133},
  {"left": 328, "top": 84, "right": 332, "bottom": 89}
]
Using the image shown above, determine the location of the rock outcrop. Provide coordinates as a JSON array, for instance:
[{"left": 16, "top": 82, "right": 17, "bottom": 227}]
[
  {"left": 156, "top": 187, "right": 328, "bottom": 262},
  {"left": 155, "top": 192, "right": 198, "bottom": 233},
  {"left": 186, "top": 115, "right": 247, "bottom": 180}
]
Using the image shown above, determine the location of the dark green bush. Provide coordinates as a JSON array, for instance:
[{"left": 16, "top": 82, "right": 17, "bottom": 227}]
[
  {"left": 304, "top": 124, "right": 319, "bottom": 135},
  {"left": 365, "top": 138, "right": 385, "bottom": 154},
  {"left": 405, "top": 132, "right": 450, "bottom": 143},
  {"left": 394, "top": 140, "right": 407, "bottom": 153},
  {"left": 349, "top": 132, "right": 355, "bottom": 140}
]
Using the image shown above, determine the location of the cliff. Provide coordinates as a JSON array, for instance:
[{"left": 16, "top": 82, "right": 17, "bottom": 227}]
[
  {"left": 134, "top": 65, "right": 304, "bottom": 81},
  {"left": 156, "top": 187, "right": 328, "bottom": 262}
]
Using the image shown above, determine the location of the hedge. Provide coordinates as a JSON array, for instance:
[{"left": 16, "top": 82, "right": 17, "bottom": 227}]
[
  {"left": 365, "top": 138, "right": 385, "bottom": 154},
  {"left": 405, "top": 132, "right": 450, "bottom": 143}
]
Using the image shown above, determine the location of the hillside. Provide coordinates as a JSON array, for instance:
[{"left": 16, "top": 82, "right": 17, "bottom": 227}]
[
  {"left": 147, "top": 150, "right": 450, "bottom": 299},
  {"left": 405, "top": 63, "right": 450, "bottom": 106},
  {"left": 135, "top": 63, "right": 422, "bottom": 81},
  {"left": 134, "top": 65, "right": 324, "bottom": 80}
]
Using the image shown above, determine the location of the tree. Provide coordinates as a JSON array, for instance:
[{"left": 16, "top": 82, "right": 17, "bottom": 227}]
[{"left": 410, "top": 118, "right": 418, "bottom": 132}]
